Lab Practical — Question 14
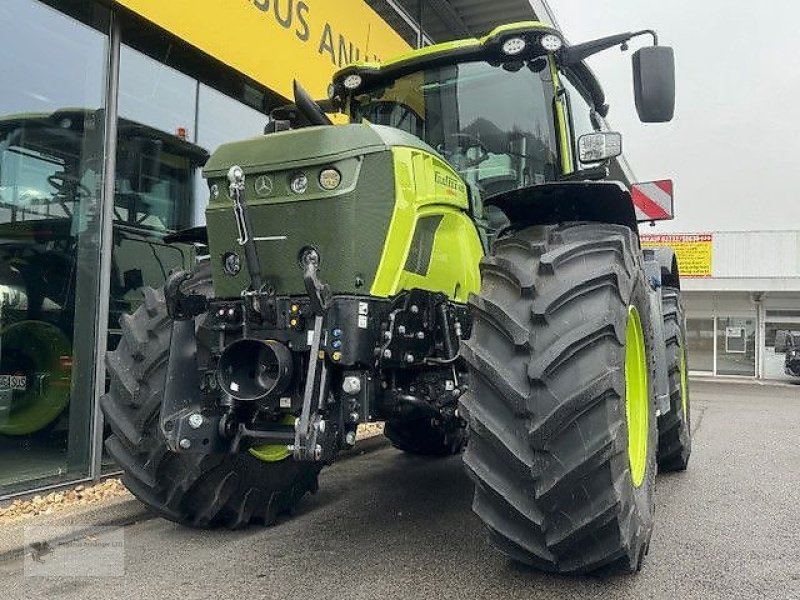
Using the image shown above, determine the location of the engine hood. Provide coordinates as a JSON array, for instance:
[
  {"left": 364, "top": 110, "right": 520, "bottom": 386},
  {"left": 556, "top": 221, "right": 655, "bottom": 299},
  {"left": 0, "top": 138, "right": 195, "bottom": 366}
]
[{"left": 203, "top": 122, "right": 435, "bottom": 179}]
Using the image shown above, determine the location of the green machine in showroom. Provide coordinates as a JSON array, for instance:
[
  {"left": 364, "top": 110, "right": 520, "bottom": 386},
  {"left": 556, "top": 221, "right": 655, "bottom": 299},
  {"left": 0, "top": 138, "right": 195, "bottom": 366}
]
[{"left": 102, "top": 21, "right": 692, "bottom": 574}]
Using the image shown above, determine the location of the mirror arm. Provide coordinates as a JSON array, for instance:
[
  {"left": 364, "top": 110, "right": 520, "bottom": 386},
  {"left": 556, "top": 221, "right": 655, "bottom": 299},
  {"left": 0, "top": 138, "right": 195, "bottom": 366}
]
[
  {"left": 561, "top": 29, "right": 659, "bottom": 65},
  {"left": 560, "top": 164, "right": 609, "bottom": 182}
]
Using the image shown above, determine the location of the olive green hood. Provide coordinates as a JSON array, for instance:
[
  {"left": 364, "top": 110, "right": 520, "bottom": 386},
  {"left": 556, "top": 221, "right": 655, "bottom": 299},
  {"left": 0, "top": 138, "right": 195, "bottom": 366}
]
[
  {"left": 204, "top": 123, "right": 438, "bottom": 298},
  {"left": 203, "top": 122, "right": 434, "bottom": 178}
]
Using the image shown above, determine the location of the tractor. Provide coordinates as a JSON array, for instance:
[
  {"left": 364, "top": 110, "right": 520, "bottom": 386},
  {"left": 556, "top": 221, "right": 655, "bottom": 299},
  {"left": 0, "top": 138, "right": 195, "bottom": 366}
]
[{"left": 102, "top": 21, "right": 692, "bottom": 574}]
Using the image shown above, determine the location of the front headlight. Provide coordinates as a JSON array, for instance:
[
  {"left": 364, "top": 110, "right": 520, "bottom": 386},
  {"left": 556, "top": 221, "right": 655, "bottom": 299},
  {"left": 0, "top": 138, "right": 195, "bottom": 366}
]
[
  {"left": 540, "top": 34, "right": 563, "bottom": 52},
  {"left": 290, "top": 172, "right": 309, "bottom": 195},
  {"left": 319, "top": 168, "right": 342, "bottom": 191}
]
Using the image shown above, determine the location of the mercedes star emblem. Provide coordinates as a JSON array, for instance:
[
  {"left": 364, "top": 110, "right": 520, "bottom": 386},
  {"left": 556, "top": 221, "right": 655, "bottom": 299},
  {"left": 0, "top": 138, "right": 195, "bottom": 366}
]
[{"left": 255, "top": 175, "right": 273, "bottom": 197}]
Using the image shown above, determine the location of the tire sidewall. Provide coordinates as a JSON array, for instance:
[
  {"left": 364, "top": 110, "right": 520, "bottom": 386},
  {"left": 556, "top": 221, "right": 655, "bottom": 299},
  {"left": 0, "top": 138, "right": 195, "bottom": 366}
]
[{"left": 627, "top": 270, "right": 659, "bottom": 551}]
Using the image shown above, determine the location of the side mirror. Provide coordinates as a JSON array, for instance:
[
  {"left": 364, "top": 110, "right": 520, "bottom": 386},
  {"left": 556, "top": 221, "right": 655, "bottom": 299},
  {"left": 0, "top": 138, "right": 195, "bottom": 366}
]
[
  {"left": 632, "top": 46, "right": 675, "bottom": 123},
  {"left": 578, "top": 132, "right": 622, "bottom": 164},
  {"left": 632, "top": 179, "right": 674, "bottom": 221}
]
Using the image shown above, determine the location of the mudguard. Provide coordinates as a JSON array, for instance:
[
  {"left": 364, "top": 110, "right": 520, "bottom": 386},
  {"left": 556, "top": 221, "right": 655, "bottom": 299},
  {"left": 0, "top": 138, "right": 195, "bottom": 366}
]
[{"left": 485, "top": 181, "right": 639, "bottom": 234}]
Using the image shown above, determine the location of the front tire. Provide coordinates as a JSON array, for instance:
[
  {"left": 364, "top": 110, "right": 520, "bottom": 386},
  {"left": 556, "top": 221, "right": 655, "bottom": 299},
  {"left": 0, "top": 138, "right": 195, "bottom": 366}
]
[
  {"left": 460, "top": 223, "right": 658, "bottom": 574},
  {"left": 101, "top": 265, "right": 320, "bottom": 528}
]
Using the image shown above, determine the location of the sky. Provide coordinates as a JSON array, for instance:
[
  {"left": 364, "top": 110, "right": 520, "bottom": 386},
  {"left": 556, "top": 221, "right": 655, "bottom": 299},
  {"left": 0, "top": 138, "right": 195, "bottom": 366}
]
[{"left": 548, "top": 0, "right": 799, "bottom": 233}]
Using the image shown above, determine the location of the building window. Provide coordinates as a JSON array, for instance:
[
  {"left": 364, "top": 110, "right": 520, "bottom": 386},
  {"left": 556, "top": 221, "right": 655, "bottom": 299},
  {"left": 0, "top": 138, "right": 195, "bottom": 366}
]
[
  {"left": 686, "top": 318, "right": 714, "bottom": 374},
  {"left": 0, "top": 0, "right": 109, "bottom": 496},
  {"left": 193, "top": 83, "right": 270, "bottom": 224},
  {"left": 764, "top": 313, "right": 800, "bottom": 381},
  {"left": 715, "top": 317, "right": 756, "bottom": 377}
]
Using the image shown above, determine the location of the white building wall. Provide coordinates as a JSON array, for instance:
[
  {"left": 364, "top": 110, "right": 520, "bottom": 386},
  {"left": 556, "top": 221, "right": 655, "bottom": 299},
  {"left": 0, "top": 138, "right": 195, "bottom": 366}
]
[
  {"left": 713, "top": 230, "right": 800, "bottom": 279},
  {"left": 676, "top": 231, "right": 800, "bottom": 379}
]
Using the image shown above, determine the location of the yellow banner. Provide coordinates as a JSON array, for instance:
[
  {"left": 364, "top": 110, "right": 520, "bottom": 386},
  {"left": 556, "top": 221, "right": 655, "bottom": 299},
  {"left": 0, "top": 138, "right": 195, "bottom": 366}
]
[
  {"left": 112, "top": 0, "right": 411, "bottom": 99},
  {"left": 641, "top": 233, "right": 713, "bottom": 278}
]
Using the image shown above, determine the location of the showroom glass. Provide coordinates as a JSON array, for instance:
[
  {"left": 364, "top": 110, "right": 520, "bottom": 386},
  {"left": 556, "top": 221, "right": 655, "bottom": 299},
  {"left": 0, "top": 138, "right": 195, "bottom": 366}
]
[
  {"left": 0, "top": 0, "right": 109, "bottom": 495},
  {"left": 352, "top": 60, "right": 559, "bottom": 198},
  {"left": 764, "top": 311, "right": 800, "bottom": 381},
  {"left": 193, "top": 83, "right": 270, "bottom": 224},
  {"left": 686, "top": 318, "right": 714, "bottom": 373},
  {"left": 110, "top": 45, "right": 205, "bottom": 345},
  {"left": 715, "top": 316, "right": 756, "bottom": 377}
]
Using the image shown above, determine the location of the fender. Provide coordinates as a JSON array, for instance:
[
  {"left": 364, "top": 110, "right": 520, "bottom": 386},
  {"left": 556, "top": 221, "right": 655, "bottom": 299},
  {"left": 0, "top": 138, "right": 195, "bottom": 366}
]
[{"left": 485, "top": 181, "right": 639, "bottom": 236}]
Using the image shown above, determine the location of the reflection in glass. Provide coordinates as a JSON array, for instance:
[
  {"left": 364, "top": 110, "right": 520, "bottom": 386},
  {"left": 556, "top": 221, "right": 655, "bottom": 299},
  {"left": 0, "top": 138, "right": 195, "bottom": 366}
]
[
  {"left": 764, "top": 319, "right": 800, "bottom": 381},
  {"left": 0, "top": 0, "right": 108, "bottom": 495},
  {"left": 193, "top": 84, "right": 268, "bottom": 224}
]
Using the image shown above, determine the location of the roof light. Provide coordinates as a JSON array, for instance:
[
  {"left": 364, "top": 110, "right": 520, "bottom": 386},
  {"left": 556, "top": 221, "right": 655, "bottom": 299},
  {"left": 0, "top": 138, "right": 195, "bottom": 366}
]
[
  {"left": 343, "top": 74, "right": 362, "bottom": 90},
  {"left": 541, "top": 34, "right": 563, "bottom": 52},
  {"left": 501, "top": 37, "right": 527, "bottom": 56}
]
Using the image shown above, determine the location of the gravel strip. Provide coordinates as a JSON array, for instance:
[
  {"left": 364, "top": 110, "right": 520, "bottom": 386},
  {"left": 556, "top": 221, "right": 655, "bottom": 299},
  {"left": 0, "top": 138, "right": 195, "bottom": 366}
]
[{"left": 0, "top": 423, "right": 387, "bottom": 526}]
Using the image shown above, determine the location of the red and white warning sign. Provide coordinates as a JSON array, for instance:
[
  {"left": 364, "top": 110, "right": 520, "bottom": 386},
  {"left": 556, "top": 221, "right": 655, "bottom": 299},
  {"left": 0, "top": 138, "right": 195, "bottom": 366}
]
[{"left": 632, "top": 179, "right": 674, "bottom": 221}]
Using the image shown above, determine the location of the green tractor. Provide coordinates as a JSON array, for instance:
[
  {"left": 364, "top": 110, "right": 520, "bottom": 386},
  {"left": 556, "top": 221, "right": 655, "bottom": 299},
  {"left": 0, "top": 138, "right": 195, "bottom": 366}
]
[{"left": 102, "top": 21, "right": 692, "bottom": 574}]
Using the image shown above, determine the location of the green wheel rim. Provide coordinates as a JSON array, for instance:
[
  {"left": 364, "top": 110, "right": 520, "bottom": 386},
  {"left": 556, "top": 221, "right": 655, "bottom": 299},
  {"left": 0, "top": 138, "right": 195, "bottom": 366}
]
[
  {"left": 624, "top": 306, "right": 649, "bottom": 488},
  {"left": 0, "top": 321, "right": 72, "bottom": 436},
  {"left": 249, "top": 414, "right": 294, "bottom": 462},
  {"left": 679, "top": 342, "right": 689, "bottom": 419}
]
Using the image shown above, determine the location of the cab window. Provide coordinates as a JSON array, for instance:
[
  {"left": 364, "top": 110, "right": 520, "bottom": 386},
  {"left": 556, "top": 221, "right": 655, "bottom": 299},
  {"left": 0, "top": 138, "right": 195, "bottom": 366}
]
[{"left": 560, "top": 73, "right": 598, "bottom": 166}]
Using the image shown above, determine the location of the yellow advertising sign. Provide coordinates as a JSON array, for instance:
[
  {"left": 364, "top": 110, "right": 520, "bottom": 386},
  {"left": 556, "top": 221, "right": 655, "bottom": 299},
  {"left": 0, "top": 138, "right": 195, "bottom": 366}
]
[
  {"left": 640, "top": 233, "right": 713, "bottom": 278},
  {"left": 111, "top": 0, "right": 411, "bottom": 99}
]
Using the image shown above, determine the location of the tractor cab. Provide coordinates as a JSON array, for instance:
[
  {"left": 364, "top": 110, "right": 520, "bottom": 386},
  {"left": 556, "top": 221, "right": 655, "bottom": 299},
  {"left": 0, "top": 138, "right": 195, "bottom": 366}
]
[{"left": 331, "top": 22, "right": 676, "bottom": 220}]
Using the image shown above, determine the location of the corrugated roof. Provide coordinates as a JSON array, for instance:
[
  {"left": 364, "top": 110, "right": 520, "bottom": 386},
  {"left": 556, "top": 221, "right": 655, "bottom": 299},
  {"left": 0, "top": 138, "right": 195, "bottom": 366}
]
[{"left": 366, "top": 0, "right": 555, "bottom": 43}]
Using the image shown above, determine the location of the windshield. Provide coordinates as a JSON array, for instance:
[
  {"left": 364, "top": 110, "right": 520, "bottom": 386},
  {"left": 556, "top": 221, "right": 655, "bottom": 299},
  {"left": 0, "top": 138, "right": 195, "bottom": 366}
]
[{"left": 351, "top": 60, "right": 559, "bottom": 199}]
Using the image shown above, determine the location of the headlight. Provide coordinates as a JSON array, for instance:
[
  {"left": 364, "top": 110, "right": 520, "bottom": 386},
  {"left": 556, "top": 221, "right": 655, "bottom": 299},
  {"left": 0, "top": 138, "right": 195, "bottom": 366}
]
[
  {"left": 319, "top": 168, "right": 342, "bottom": 191},
  {"left": 501, "top": 37, "right": 527, "bottom": 56},
  {"left": 541, "top": 34, "right": 563, "bottom": 52},
  {"left": 290, "top": 172, "right": 309, "bottom": 195},
  {"left": 343, "top": 74, "right": 362, "bottom": 90},
  {"left": 222, "top": 252, "right": 241, "bottom": 276}
]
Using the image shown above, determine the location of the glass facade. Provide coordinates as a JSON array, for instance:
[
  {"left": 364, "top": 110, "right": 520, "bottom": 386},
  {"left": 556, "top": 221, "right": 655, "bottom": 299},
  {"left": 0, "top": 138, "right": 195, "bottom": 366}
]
[
  {"left": 764, "top": 311, "right": 800, "bottom": 382},
  {"left": 715, "top": 316, "right": 756, "bottom": 377},
  {"left": 686, "top": 314, "right": 758, "bottom": 377},
  {"left": 686, "top": 318, "right": 714, "bottom": 374},
  {"left": 0, "top": 0, "right": 275, "bottom": 497},
  {"left": 0, "top": 0, "right": 109, "bottom": 495}
]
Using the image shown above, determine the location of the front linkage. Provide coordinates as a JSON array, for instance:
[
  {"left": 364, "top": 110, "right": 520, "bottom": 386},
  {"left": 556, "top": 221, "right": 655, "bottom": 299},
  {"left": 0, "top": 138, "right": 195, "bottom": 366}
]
[{"left": 159, "top": 166, "right": 469, "bottom": 465}]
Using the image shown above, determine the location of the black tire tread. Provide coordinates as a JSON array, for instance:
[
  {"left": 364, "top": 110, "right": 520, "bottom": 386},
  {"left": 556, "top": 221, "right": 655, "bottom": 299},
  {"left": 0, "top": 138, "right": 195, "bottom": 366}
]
[
  {"left": 656, "top": 287, "right": 692, "bottom": 471},
  {"left": 460, "top": 222, "right": 658, "bottom": 574},
  {"left": 101, "top": 263, "right": 320, "bottom": 529}
]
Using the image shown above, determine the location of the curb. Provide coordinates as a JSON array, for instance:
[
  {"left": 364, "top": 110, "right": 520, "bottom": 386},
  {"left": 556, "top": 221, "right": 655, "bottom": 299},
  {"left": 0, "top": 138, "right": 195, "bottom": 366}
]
[
  {"left": 690, "top": 376, "right": 799, "bottom": 388},
  {"left": 0, "top": 434, "right": 390, "bottom": 563}
]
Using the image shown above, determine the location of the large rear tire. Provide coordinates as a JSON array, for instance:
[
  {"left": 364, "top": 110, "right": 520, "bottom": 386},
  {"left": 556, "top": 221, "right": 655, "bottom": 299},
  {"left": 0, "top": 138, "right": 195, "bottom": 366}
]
[
  {"left": 656, "top": 287, "right": 691, "bottom": 471},
  {"left": 384, "top": 417, "right": 466, "bottom": 456},
  {"left": 101, "top": 264, "right": 320, "bottom": 528},
  {"left": 460, "top": 223, "right": 658, "bottom": 574}
]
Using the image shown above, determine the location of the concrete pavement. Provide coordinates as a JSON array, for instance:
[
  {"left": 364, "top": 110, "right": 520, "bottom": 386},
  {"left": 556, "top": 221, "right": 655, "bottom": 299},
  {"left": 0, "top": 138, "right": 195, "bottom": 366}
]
[{"left": 1, "top": 381, "right": 798, "bottom": 599}]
